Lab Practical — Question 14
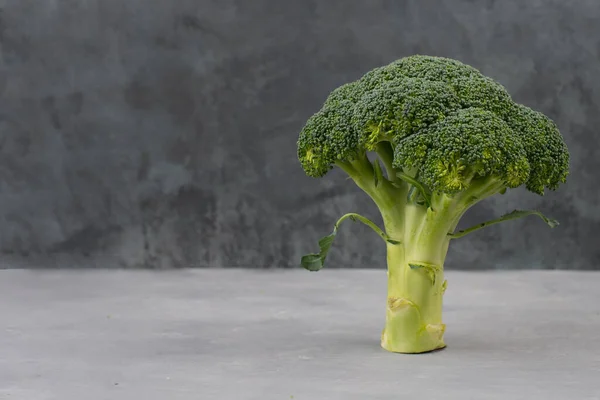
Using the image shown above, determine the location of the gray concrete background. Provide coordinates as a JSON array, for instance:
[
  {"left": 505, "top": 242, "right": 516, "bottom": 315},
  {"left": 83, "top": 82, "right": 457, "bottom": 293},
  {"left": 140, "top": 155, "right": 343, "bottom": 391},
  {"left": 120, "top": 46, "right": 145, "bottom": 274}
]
[
  {"left": 0, "top": 0, "right": 599, "bottom": 269},
  {"left": 1, "top": 269, "right": 599, "bottom": 399}
]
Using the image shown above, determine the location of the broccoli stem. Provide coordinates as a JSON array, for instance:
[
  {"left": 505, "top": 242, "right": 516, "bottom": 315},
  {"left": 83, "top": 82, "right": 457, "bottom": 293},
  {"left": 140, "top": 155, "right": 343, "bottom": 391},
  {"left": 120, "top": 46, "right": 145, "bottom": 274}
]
[
  {"left": 379, "top": 201, "right": 457, "bottom": 353},
  {"left": 375, "top": 142, "right": 396, "bottom": 181},
  {"left": 382, "top": 243, "right": 447, "bottom": 353}
]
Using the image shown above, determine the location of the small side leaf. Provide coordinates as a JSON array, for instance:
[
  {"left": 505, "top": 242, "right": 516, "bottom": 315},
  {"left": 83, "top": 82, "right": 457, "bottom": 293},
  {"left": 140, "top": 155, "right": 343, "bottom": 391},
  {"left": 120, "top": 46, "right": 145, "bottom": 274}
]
[
  {"left": 300, "top": 228, "right": 337, "bottom": 271},
  {"left": 448, "top": 209, "right": 559, "bottom": 239},
  {"left": 300, "top": 213, "right": 400, "bottom": 271},
  {"left": 441, "top": 280, "right": 448, "bottom": 294},
  {"left": 300, "top": 254, "right": 324, "bottom": 272},
  {"left": 408, "top": 262, "right": 440, "bottom": 286},
  {"left": 317, "top": 227, "right": 337, "bottom": 256}
]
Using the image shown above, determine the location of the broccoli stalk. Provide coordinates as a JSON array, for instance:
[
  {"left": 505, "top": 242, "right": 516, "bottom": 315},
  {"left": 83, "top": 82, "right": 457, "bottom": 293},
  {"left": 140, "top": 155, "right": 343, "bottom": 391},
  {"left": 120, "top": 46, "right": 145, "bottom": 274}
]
[{"left": 297, "top": 55, "right": 569, "bottom": 353}]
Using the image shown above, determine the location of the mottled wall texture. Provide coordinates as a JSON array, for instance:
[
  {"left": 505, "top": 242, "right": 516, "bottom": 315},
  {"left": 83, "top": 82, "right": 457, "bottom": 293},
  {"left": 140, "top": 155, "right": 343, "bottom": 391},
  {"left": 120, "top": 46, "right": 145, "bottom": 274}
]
[{"left": 0, "top": 0, "right": 598, "bottom": 269}]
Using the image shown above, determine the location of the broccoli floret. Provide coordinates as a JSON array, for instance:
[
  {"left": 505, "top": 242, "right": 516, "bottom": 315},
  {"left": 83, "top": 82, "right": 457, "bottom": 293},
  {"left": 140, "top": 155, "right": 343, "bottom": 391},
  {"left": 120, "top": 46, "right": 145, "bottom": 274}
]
[
  {"left": 296, "top": 55, "right": 570, "bottom": 354},
  {"left": 353, "top": 78, "right": 460, "bottom": 149},
  {"left": 505, "top": 103, "right": 569, "bottom": 194},
  {"left": 395, "top": 108, "right": 531, "bottom": 194}
]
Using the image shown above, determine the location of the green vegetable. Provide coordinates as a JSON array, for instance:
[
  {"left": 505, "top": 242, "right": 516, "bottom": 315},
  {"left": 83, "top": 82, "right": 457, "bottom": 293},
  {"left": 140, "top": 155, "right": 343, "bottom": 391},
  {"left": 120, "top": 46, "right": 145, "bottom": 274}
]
[{"left": 297, "top": 55, "right": 569, "bottom": 354}]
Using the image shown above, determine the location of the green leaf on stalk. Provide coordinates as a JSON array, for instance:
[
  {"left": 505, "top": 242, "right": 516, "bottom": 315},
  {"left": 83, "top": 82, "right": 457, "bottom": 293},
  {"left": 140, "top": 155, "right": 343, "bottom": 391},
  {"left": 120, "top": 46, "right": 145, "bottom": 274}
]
[
  {"left": 448, "top": 209, "right": 559, "bottom": 239},
  {"left": 300, "top": 228, "right": 337, "bottom": 272},
  {"left": 300, "top": 213, "right": 400, "bottom": 271},
  {"left": 409, "top": 262, "right": 440, "bottom": 286}
]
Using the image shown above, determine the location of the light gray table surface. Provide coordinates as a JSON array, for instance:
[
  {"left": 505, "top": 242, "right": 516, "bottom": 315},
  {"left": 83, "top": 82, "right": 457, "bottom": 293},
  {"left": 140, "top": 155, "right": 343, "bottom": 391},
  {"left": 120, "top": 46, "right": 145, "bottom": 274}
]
[{"left": 1, "top": 269, "right": 599, "bottom": 400}]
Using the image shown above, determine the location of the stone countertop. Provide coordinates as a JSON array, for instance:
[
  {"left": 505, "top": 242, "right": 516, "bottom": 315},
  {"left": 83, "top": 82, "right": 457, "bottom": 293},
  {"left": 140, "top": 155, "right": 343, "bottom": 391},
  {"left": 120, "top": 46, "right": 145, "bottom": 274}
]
[{"left": 1, "top": 269, "right": 599, "bottom": 400}]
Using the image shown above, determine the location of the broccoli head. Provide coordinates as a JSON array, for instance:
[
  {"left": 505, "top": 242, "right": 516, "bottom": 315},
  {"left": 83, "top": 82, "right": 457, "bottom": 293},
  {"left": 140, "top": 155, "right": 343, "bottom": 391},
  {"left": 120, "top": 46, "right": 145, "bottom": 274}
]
[{"left": 298, "top": 55, "right": 568, "bottom": 193}]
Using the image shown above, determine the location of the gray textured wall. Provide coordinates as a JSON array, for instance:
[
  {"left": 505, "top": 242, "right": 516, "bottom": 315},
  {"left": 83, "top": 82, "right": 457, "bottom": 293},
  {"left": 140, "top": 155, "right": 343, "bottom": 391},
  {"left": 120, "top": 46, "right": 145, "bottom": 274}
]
[{"left": 0, "top": 0, "right": 598, "bottom": 269}]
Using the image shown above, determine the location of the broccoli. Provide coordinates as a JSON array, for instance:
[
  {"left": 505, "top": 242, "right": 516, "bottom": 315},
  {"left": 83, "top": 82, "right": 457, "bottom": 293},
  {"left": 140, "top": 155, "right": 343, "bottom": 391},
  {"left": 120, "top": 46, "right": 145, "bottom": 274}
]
[{"left": 297, "top": 55, "right": 569, "bottom": 354}]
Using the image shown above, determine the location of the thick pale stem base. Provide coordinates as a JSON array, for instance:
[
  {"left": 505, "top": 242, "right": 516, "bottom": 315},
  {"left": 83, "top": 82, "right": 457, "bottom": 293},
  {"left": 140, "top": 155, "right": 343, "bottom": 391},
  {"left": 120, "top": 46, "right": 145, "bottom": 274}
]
[
  {"left": 380, "top": 230, "right": 449, "bottom": 353},
  {"left": 376, "top": 194, "right": 458, "bottom": 354}
]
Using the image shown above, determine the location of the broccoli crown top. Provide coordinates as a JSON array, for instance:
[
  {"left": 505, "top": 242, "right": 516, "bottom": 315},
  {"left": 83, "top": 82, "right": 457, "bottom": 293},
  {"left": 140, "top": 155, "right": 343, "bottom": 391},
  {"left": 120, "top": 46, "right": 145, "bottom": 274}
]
[{"left": 297, "top": 55, "right": 569, "bottom": 195}]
